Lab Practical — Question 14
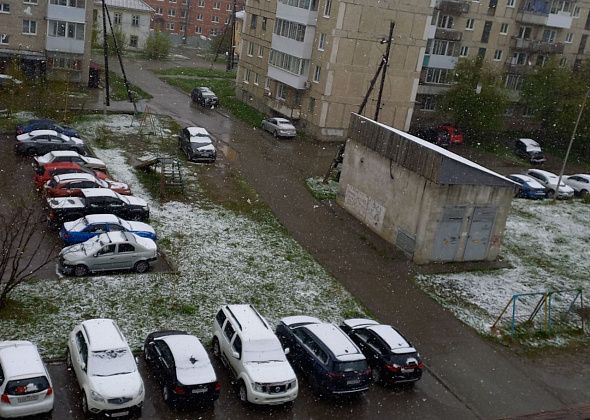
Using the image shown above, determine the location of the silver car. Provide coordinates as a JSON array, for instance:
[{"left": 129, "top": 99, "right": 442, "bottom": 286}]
[
  {"left": 58, "top": 231, "right": 158, "bottom": 276},
  {"left": 261, "top": 117, "right": 297, "bottom": 138}
]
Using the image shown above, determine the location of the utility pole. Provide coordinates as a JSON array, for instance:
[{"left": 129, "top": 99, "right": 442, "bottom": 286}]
[
  {"left": 374, "top": 21, "right": 394, "bottom": 121},
  {"left": 101, "top": 0, "right": 110, "bottom": 106},
  {"left": 183, "top": 0, "right": 191, "bottom": 45}
]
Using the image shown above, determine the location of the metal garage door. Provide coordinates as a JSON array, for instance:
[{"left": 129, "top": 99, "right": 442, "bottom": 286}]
[
  {"left": 432, "top": 206, "right": 466, "bottom": 261},
  {"left": 463, "top": 206, "right": 496, "bottom": 261}
]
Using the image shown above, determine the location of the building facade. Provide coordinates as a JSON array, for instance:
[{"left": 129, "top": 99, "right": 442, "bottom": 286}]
[
  {"left": 94, "top": 0, "right": 154, "bottom": 51},
  {"left": 0, "top": 0, "right": 93, "bottom": 83}
]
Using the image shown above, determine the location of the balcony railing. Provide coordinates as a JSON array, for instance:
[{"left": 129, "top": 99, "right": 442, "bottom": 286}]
[
  {"left": 510, "top": 37, "right": 565, "bottom": 54},
  {"left": 435, "top": 0, "right": 469, "bottom": 14},
  {"left": 434, "top": 28, "right": 462, "bottom": 41},
  {"left": 504, "top": 62, "right": 534, "bottom": 75}
]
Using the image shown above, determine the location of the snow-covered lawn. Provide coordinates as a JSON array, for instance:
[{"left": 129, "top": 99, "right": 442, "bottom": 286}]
[
  {"left": 416, "top": 199, "right": 589, "bottom": 344},
  {"left": 0, "top": 115, "right": 364, "bottom": 358}
]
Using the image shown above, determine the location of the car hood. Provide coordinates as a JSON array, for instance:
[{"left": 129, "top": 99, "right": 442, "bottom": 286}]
[
  {"left": 243, "top": 361, "right": 296, "bottom": 383},
  {"left": 60, "top": 242, "right": 99, "bottom": 261},
  {"left": 84, "top": 157, "right": 107, "bottom": 168},
  {"left": 121, "top": 195, "right": 148, "bottom": 207},
  {"left": 48, "top": 196, "right": 84, "bottom": 209},
  {"left": 191, "top": 143, "right": 216, "bottom": 152},
  {"left": 89, "top": 372, "right": 143, "bottom": 399},
  {"left": 35, "top": 155, "right": 53, "bottom": 165},
  {"left": 176, "top": 363, "right": 217, "bottom": 386},
  {"left": 127, "top": 221, "right": 156, "bottom": 234},
  {"left": 105, "top": 180, "right": 130, "bottom": 190}
]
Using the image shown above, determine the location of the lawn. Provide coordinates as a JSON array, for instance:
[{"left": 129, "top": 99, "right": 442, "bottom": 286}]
[
  {"left": 156, "top": 67, "right": 236, "bottom": 79},
  {"left": 107, "top": 71, "right": 152, "bottom": 101}
]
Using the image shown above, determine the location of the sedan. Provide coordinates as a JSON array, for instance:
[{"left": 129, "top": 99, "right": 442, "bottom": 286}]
[
  {"left": 261, "top": 117, "right": 297, "bottom": 138},
  {"left": 341, "top": 319, "right": 423, "bottom": 385},
  {"left": 60, "top": 214, "right": 157, "bottom": 245},
  {"left": 507, "top": 174, "right": 547, "bottom": 200},
  {"left": 178, "top": 126, "right": 216, "bottom": 163},
  {"left": 15, "top": 129, "right": 86, "bottom": 156},
  {"left": 34, "top": 150, "right": 107, "bottom": 172},
  {"left": 527, "top": 169, "right": 574, "bottom": 199},
  {"left": 33, "top": 162, "right": 108, "bottom": 189},
  {"left": 16, "top": 119, "right": 81, "bottom": 138},
  {"left": 58, "top": 231, "right": 157, "bottom": 276},
  {"left": 44, "top": 173, "right": 131, "bottom": 197},
  {"left": 564, "top": 174, "right": 590, "bottom": 197},
  {"left": 144, "top": 331, "right": 220, "bottom": 405}
]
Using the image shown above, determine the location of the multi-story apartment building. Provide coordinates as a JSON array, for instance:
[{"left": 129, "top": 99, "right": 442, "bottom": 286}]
[
  {"left": 148, "top": 0, "right": 243, "bottom": 38},
  {"left": 0, "top": 0, "right": 93, "bottom": 83},
  {"left": 237, "top": 0, "right": 590, "bottom": 141},
  {"left": 93, "top": 0, "right": 154, "bottom": 51}
]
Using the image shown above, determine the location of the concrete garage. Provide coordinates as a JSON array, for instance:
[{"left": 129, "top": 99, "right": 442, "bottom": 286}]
[{"left": 338, "top": 114, "right": 516, "bottom": 264}]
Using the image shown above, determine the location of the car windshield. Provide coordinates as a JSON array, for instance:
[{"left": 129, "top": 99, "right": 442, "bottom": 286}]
[
  {"left": 242, "top": 340, "right": 286, "bottom": 363},
  {"left": 190, "top": 140, "right": 211, "bottom": 147},
  {"left": 71, "top": 217, "right": 89, "bottom": 231},
  {"left": 203, "top": 92, "right": 215, "bottom": 98},
  {"left": 89, "top": 348, "right": 136, "bottom": 377},
  {"left": 278, "top": 121, "right": 292, "bottom": 126}
]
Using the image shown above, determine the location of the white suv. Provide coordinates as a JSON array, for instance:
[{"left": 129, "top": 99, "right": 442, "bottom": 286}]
[
  {"left": 66, "top": 319, "right": 144, "bottom": 418},
  {"left": 212, "top": 304, "right": 298, "bottom": 405},
  {"left": 0, "top": 341, "right": 54, "bottom": 418}
]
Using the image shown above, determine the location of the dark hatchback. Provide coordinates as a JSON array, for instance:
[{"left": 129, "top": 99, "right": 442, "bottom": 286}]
[
  {"left": 514, "top": 138, "right": 546, "bottom": 164},
  {"left": 341, "top": 319, "right": 423, "bottom": 385},
  {"left": 178, "top": 126, "right": 217, "bottom": 163},
  {"left": 276, "top": 316, "right": 371, "bottom": 396},
  {"left": 16, "top": 119, "right": 81, "bottom": 138},
  {"left": 144, "top": 330, "right": 220, "bottom": 406}
]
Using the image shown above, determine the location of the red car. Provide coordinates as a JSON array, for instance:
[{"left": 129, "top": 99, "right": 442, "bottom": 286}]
[
  {"left": 437, "top": 125, "right": 464, "bottom": 145},
  {"left": 33, "top": 162, "right": 108, "bottom": 189},
  {"left": 44, "top": 173, "right": 131, "bottom": 197}
]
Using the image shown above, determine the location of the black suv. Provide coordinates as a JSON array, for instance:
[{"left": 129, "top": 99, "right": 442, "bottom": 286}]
[
  {"left": 414, "top": 127, "right": 451, "bottom": 148},
  {"left": 47, "top": 188, "right": 149, "bottom": 225},
  {"left": 191, "top": 87, "right": 219, "bottom": 108},
  {"left": 276, "top": 316, "right": 371, "bottom": 396},
  {"left": 178, "top": 126, "right": 216, "bottom": 163},
  {"left": 514, "top": 138, "right": 546, "bottom": 164},
  {"left": 340, "top": 318, "right": 423, "bottom": 385}
]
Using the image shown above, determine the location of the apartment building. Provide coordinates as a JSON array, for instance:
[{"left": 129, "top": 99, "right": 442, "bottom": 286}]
[
  {"left": 147, "top": 0, "right": 244, "bottom": 38},
  {"left": 94, "top": 0, "right": 154, "bottom": 51},
  {"left": 0, "top": 0, "right": 93, "bottom": 83}
]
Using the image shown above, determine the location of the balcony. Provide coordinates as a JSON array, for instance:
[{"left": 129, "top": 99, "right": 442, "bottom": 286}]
[
  {"left": 435, "top": 28, "right": 462, "bottom": 42},
  {"left": 276, "top": 1, "right": 318, "bottom": 26},
  {"left": 435, "top": 0, "right": 469, "bottom": 14},
  {"left": 516, "top": 9, "right": 573, "bottom": 29},
  {"left": 504, "top": 62, "right": 533, "bottom": 75},
  {"left": 510, "top": 37, "right": 565, "bottom": 54},
  {"left": 46, "top": 37, "right": 84, "bottom": 54},
  {"left": 47, "top": 4, "right": 86, "bottom": 22},
  {"left": 265, "top": 96, "right": 301, "bottom": 120},
  {"left": 267, "top": 65, "right": 309, "bottom": 90}
]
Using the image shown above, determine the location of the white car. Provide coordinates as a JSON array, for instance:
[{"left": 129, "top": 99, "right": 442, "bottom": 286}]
[
  {"left": 564, "top": 174, "right": 590, "bottom": 197},
  {"left": 212, "top": 304, "right": 298, "bottom": 405},
  {"left": 527, "top": 169, "right": 574, "bottom": 199},
  {"left": 34, "top": 150, "right": 107, "bottom": 172},
  {"left": 0, "top": 341, "right": 54, "bottom": 418},
  {"left": 261, "top": 117, "right": 297, "bottom": 138},
  {"left": 66, "top": 319, "right": 144, "bottom": 418}
]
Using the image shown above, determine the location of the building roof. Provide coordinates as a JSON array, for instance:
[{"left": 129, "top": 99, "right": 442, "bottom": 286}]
[
  {"left": 95, "top": 0, "right": 154, "bottom": 12},
  {"left": 349, "top": 114, "right": 517, "bottom": 188}
]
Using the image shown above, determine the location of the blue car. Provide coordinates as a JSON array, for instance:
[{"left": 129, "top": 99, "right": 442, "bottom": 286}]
[
  {"left": 59, "top": 214, "right": 157, "bottom": 245},
  {"left": 16, "top": 119, "right": 81, "bottom": 138},
  {"left": 508, "top": 174, "right": 547, "bottom": 199}
]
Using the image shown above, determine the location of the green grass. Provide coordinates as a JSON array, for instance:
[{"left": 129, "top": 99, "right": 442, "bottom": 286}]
[
  {"left": 156, "top": 67, "right": 236, "bottom": 79},
  {"left": 108, "top": 71, "right": 152, "bottom": 101},
  {"left": 305, "top": 177, "right": 338, "bottom": 201}
]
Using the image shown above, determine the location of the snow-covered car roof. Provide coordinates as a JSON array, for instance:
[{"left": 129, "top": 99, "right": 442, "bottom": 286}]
[
  {"left": 281, "top": 315, "right": 322, "bottom": 327},
  {"left": 0, "top": 341, "right": 46, "bottom": 379},
  {"left": 304, "top": 323, "right": 365, "bottom": 362},
  {"left": 187, "top": 126, "right": 210, "bottom": 137},
  {"left": 53, "top": 172, "right": 98, "bottom": 183},
  {"left": 158, "top": 334, "right": 208, "bottom": 368},
  {"left": 224, "top": 304, "right": 275, "bottom": 341},
  {"left": 275, "top": 118, "right": 293, "bottom": 125},
  {"left": 18, "top": 129, "right": 60, "bottom": 139},
  {"left": 528, "top": 169, "right": 558, "bottom": 180},
  {"left": 84, "top": 214, "right": 121, "bottom": 224},
  {"left": 518, "top": 138, "right": 540, "bottom": 147},
  {"left": 342, "top": 318, "right": 379, "bottom": 329},
  {"left": 508, "top": 174, "right": 546, "bottom": 189},
  {"left": 46, "top": 150, "right": 81, "bottom": 158},
  {"left": 366, "top": 325, "right": 416, "bottom": 354},
  {"left": 81, "top": 188, "right": 118, "bottom": 198},
  {"left": 0, "top": 74, "right": 22, "bottom": 84},
  {"left": 568, "top": 174, "right": 590, "bottom": 181},
  {"left": 81, "top": 319, "right": 127, "bottom": 352}
]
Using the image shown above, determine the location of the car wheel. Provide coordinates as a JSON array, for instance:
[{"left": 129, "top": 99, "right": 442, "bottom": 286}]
[
  {"left": 212, "top": 337, "right": 220, "bottom": 358},
  {"left": 273, "top": 130, "right": 279, "bottom": 138},
  {"left": 238, "top": 380, "right": 248, "bottom": 403},
  {"left": 134, "top": 260, "right": 149, "bottom": 273},
  {"left": 74, "top": 264, "right": 89, "bottom": 277},
  {"left": 547, "top": 189, "right": 555, "bottom": 199},
  {"left": 372, "top": 366, "right": 383, "bottom": 383},
  {"left": 162, "top": 385, "right": 170, "bottom": 403}
]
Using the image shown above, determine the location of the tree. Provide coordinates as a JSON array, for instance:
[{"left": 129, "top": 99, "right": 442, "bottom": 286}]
[
  {"left": 0, "top": 204, "right": 59, "bottom": 309},
  {"left": 437, "top": 58, "right": 509, "bottom": 140},
  {"left": 107, "top": 27, "right": 126, "bottom": 55},
  {"left": 144, "top": 31, "right": 171, "bottom": 60}
]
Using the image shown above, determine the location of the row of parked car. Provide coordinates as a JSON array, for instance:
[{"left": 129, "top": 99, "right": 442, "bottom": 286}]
[
  {"left": 0, "top": 305, "right": 422, "bottom": 418},
  {"left": 509, "top": 169, "right": 590, "bottom": 200}
]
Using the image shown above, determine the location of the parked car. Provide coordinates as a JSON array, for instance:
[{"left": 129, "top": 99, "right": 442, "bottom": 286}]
[
  {"left": 34, "top": 151, "right": 107, "bottom": 172},
  {"left": 507, "top": 174, "right": 547, "bottom": 200},
  {"left": 437, "top": 124, "right": 464, "bottom": 144},
  {"left": 340, "top": 318, "right": 423, "bottom": 385},
  {"left": 414, "top": 127, "right": 450, "bottom": 148},
  {"left": 144, "top": 331, "right": 220, "bottom": 405},
  {"left": 59, "top": 231, "right": 157, "bottom": 276},
  {"left": 261, "top": 117, "right": 297, "bottom": 138},
  {"left": 564, "top": 174, "right": 590, "bottom": 197},
  {"left": 0, "top": 74, "right": 22, "bottom": 87},
  {"left": 178, "top": 126, "right": 217, "bottom": 163},
  {"left": 275, "top": 316, "right": 371, "bottom": 396},
  {"left": 0, "top": 341, "right": 54, "bottom": 418},
  {"left": 60, "top": 214, "right": 157, "bottom": 245},
  {"left": 47, "top": 188, "right": 150, "bottom": 226},
  {"left": 212, "top": 304, "right": 298, "bottom": 405},
  {"left": 514, "top": 138, "right": 546, "bottom": 164},
  {"left": 66, "top": 319, "right": 144, "bottom": 418},
  {"left": 191, "top": 87, "right": 219, "bottom": 108},
  {"left": 33, "top": 162, "right": 108, "bottom": 189},
  {"left": 44, "top": 173, "right": 131, "bottom": 197},
  {"left": 16, "top": 119, "right": 81, "bottom": 138},
  {"left": 527, "top": 169, "right": 574, "bottom": 199},
  {"left": 15, "top": 129, "right": 86, "bottom": 156}
]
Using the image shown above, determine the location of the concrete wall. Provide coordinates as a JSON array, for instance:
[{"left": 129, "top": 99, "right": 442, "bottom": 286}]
[{"left": 338, "top": 140, "right": 513, "bottom": 264}]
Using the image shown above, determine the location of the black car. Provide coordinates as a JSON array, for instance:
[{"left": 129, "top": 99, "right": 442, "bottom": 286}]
[
  {"left": 276, "top": 316, "right": 371, "bottom": 396},
  {"left": 47, "top": 188, "right": 149, "bottom": 226},
  {"left": 191, "top": 87, "right": 219, "bottom": 108},
  {"left": 414, "top": 127, "right": 451, "bottom": 148},
  {"left": 178, "top": 126, "right": 217, "bottom": 163},
  {"left": 514, "top": 138, "right": 546, "bottom": 164},
  {"left": 15, "top": 129, "right": 86, "bottom": 156},
  {"left": 16, "top": 119, "right": 81, "bottom": 138},
  {"left": 144, "top": 331, "right": 220, "bottom": 405},
  {"left": 340, "top": 319, "right": 423, "bottom": 385}
]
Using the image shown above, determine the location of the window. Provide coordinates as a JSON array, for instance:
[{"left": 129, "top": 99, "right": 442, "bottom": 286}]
[
  {"left": 213, "top": 1, "right": 220, "bottom": 9},
  {"left": 313, "top": 64, "right": 321, "bottom": 82},
  {"left": 98, "top": 244, "right": 116, "bottom": 255},
  {"left": 277, "top": 82, "right": 287, "bottom": 100},
  {"left": 132, "top": 15, "right": 139, "bottom": 26},
  {"left": 459, "top": 46, "right": 468, "bottom": 56},
  {"left": 274, "top": 18, "right": 306, "bottom": 42},
  {"left": 418, "top": 94, "right": 436, "bottom": 111},
  {"left": 465, "top": 18, "right": 474, "bottom": 30},
  {"left": 22, "top": 20, "right": 37, "bottom": 34},
  {"left": 493, "top": 49, "right": 502, "bottom": 60},
  {"left": 318, "top": 32, "right": 326, "bottom": 50},
  {"left": 565, "top": 33, "right": 573, "bottom": 43},
  {"left": 212, "top": 15, "right": 219, "bottom": 23},
  {"left": 504, "top": 73, "right": 523, "bottom": 90},
  {"left": 155, "top": 7, "right": 162, "bottom": 14},
  {"left": 223, "top": 322, "right": 235, "bottom": 340},
  {"left": 250, "top": 14, "right": 257, "bottom": 29},
  {"left": 437, "top": 15, "right": 453, "bottom": 29},
  {"left": 269, "top": 49, "right": 309, "bottom": 75},
  {"left": 258, "top": 45, "right": 263, "bottom": 57},
  {"left": 195, "top": 26, "right": 202, "bottom": 33},
  {"left": 254, "top": 72, "right": 259, "bottom": 85},
  {"left": 507, "top": 0, "right": 515, "bottom": 6},
  {"left": 323, "top": 0, "right": 331, "bottom": 17},
  {"left": 181, "top": 9, "right": 187, "bottom": 18},
  {"left": 517, "top": 26, "right": 531, "bottom": 40},
  {"left": 197, "top": 13, "right": 203, "bottom": 20},
  {"left": 308, "top": 97, "right": 315, "bottom": 113},
  {"left": 432, "top": 39, "right": 456, "bottom": 56},
  {"left": 167, "top": 22, "right": 174, "bottom": 30},
  {"left": 424, "top": 68, "right": 451, "bottom": 84},
  {"left": 262, "top": 17, "right": 267, "bottom": 31},
  {"left": 477, "top": 47, "right": 486, "bottom": 59},
  {"left": 247, "top": 41, "right": 254, "bottom": 56},
  {"left": 47, "top": 21, "right": 83, "bottom": 39},
  {"left": 0, "top": 3, "right": 9, "bottom": 12},
  {"left": 542, "top": 29, "right": 556, "bottom": 43},
  {"left": 198, "top": 0, "right": 204, "bottom": 5},
  {"left": 481, "top": 21, "right": 492, "bottom": 43},
  {"left": 129, "top": 35, "right": 138, "bottom": 47},
  {"left": 578, "top": 34, "right": 587, "bottom": 54},
  {"left": 0, "top": 34, "right": 8, "bottom": 44},
  {"left": 500, "top": 23, "right": 508, "bottom": 34},
  {"left": 573, "top": 5, "right": 580, "bottom": 17},
  {"left": 536, "top": 55, "right": 548, "bottom": 66},
  {"left": 118, "top": 243, "right": 135, "bottom": 253},
  {"left": 243, "top": 67, "right": 250, "bottom": 83},
  {"left": 215, "top": 310, "right": 227, "bottom": 327},
  {"left": 24, "top": 0, "right": 38, "bottom": 4},
  {"left": 114, "top": 13, "right": 121, "bottom": 24},
  {"left": 168, "top": 9, "right": 176, "bottom": 17},
  {"left": 226, "top": 3, "right": 232, "bottom": 10}
]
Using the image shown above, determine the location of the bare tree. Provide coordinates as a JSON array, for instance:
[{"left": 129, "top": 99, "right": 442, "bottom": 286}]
[{"left": 0, "top": 205, "right": 59, "bottom": 309}]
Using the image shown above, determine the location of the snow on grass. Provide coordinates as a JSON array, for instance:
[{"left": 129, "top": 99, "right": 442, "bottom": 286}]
[{"left": 416, "top": 199, "right": 589, "bottom": 343}]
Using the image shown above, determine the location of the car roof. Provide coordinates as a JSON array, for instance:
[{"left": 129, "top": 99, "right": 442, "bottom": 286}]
[
  {"left": 366, "top": 325, "right": 416, "bottom": 354},
  {"left": 27, "top": 129, "right": 60, "bottom": 137},
  {"left": 84, "top": 214, "right": 120, "bottom": 224},
  {"left": 281, "top": 315, "right": 322, "bottom": 327},
  {"left": 304, "top": 323, "right": 365, "bottom": 362},
  {"left": 158, "top": 334, "right": 208, "bottom": 368},
  {"left": 223, "top": 304, "right": 274, "bottom": 340},
  {"left": 81, "top": 188, "right": 118, "bottom": 198},
  {"left": 96, "top": 231, "right": 135, "bottom": 244},
  {"left": 0, "top": 341, "right": 46, "bottom": 379},
  {"left": 186, "top": 126, "right": 210, "bottom": 136},
  {"left": 275, "top": 118, "right": 291, "bottom": 123},
  {"left": 528, "top": 169, "right": 557, "bottom": 178},
  {"left": 47, "top": 150, "right": 80, "bottom": 157},
  {"left": 342, "top": 318, "right": 379, "bottom": 329},
  {"left": 81, "top": 319, "right": 127, "bottom": 351},
  {"left": 569, "top": 174, "right": 590, "bottom": 180},
  {"left": 199, "top": 86, "right": 213, "bottom": 92},
  {"left": 519, "top": 138, "right": 540, "bottom": 146},
  {"left": 54, "top": 173, "right": 96, "bottom": 183}
]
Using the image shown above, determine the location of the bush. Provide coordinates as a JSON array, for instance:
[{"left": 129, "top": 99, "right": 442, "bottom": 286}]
[{"left": 144, "top": 32, "right": 171, "bottom": 60}]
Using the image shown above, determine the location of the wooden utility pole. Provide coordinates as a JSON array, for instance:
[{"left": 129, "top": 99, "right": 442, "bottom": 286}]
[
  {"left": 374, "top": 22, "right": 394, "bottom": 121},
  {"left": 226, "top": 0, "right": 237, "bottom": 71},
  {"left": 101, "top": 0, "right": 110, "bottom": 106}
]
